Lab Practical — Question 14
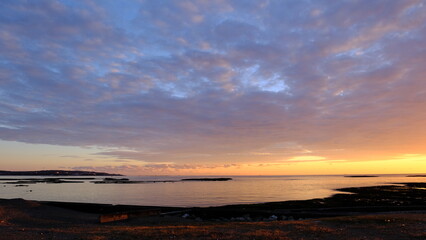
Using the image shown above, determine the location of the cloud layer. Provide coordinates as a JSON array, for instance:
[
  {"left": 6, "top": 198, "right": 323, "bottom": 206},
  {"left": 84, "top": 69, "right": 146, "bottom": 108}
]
[{"left": 1, "top": 0, "right": 426, "bottom": 167}]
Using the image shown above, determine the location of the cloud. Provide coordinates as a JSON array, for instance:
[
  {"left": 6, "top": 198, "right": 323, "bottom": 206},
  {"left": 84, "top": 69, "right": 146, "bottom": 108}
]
[
  {"left": 60, "top": 155, "right": 80, "bottom": 158},
  {"left": 71, "top": 162, "right": 241, "bottom": 175},
  {"left": 1, "top": 0, "right": 426, "bottom": 168},
  {"left": 288, "top": 156, "right": 326, "bottom": 161}
]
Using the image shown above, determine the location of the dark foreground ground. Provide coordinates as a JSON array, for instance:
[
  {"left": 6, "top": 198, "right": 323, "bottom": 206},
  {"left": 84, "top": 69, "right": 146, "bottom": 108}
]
[{"left": 0, "top": 182, "right": 425, "bottom": 240}]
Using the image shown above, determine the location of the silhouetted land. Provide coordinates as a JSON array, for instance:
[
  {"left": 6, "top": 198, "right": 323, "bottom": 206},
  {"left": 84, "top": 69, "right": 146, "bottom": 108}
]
[
  {"left": 344, "top": 175, "right": 379, "bottom": 178},
  {"left": 0, "top": 170, "right": 122, "bottom": 176},
  {"left": 90, "top": 177, "right": 233, "bottom": 184},
  {"left": 181, "top": 178, "right": 233, "bottom": 181},
  {"left": 2, "top": 177, "right": 234, "bottom": 185}
]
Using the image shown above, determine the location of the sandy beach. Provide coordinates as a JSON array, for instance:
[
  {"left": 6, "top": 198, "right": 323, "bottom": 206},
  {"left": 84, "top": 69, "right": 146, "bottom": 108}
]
[{"left": 1, "top": 182, "right": 425, "bottom": 240}]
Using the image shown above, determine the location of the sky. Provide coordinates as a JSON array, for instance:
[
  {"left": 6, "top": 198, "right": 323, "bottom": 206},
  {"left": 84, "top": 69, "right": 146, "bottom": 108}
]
[{"left": 1, "top": 0, "right": 426, "bottom": 176}]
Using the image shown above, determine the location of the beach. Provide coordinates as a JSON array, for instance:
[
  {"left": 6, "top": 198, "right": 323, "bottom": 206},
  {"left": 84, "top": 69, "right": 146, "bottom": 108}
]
[{"left": 1, "top": 182, "right": 425, "bottom": 240}]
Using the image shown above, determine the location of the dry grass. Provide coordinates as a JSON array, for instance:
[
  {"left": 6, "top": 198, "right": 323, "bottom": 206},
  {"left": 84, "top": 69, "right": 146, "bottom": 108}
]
[
  {"left": 3, "top": 215, "right": 424, "bottom": 240},
  {"left": 1, "top": 199, "right": 426, "bottom": 240}
]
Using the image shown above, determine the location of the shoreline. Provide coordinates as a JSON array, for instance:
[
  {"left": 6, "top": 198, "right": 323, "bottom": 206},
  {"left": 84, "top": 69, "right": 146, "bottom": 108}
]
[
  {"left": 3, "top": 182, "right": 426, "bottom": 220},
  {"left": 1, "top": 182, "right": 425, "bottom": 239},
  {"left": 53, "top": 182, "right": 426, "bottom": 220},
  {"left": 2, "top": 174, "right": 425, "bottom": 208}
]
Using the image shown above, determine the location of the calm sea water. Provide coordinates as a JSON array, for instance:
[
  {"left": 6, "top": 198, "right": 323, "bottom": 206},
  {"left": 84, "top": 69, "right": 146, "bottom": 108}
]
[{"left": 0, "top": 175, "right": 424, "bottom": 207}]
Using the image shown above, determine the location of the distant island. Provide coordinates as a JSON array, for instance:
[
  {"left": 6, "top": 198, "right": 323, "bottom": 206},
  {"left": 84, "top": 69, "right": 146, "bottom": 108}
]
[
  {"left": 181, "top": 178, "right": 233, "bottom": 181},
  {"left": 0, "top": 170, "right": 122, "bottom": 176},
  {"left": 344, "top": 175, "right": 379, "bottom": 178}
]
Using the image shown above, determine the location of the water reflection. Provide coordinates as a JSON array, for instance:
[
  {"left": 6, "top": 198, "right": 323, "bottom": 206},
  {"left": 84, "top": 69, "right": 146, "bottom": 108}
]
[{"left": 0, "top": 175, "right": 424, "bottom": 207}]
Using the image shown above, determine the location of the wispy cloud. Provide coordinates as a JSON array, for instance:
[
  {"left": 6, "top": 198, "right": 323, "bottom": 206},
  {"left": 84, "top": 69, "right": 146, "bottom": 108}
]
[
  {"left": 1, "top": 0, "right": 426, "bottom": 170},
  {"left": 71, "top": 162, "right": 242, "bottom": 175}
]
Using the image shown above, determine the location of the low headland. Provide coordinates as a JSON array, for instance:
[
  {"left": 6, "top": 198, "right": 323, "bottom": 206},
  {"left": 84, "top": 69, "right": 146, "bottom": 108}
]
[
  {"left": 0, "top": 170, "right": 122, "bottom": 176},
  {"left": 1, "top": 182, "right": 425, "bottom": 239},
  {"left": 1, "top": 177, "right": 233, "bottom": 185},
  {"left": 344, "top": 175, "right": 379, "bottom": 178}
]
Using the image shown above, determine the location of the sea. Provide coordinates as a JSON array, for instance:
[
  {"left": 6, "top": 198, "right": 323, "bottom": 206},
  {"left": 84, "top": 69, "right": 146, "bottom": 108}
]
[{"left": 0, "top": 174, "right": 424, "bottom": 207}]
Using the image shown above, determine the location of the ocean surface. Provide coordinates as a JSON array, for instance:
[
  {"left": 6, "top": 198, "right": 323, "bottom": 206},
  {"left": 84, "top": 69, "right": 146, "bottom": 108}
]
[{"left": 0, "top": 175, "right": 424, "bottom": 207}]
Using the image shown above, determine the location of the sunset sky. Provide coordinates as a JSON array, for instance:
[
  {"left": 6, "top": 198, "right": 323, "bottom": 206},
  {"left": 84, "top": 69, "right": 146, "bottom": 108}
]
[{"left": 1, "top": 0, "right": 425, "bottom": 175}]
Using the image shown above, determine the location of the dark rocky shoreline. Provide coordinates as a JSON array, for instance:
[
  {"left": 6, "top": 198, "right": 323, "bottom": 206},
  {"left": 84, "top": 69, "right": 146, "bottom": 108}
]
[
  {"left": 32, "top": 182, "right": 426, "bottom": 223},
  {"left": 185, "top": 182, "right": 426, "bottom": 221}
]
